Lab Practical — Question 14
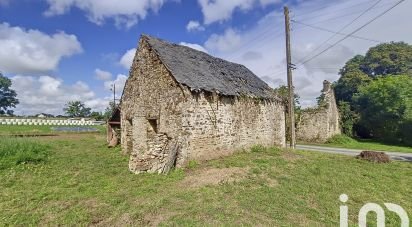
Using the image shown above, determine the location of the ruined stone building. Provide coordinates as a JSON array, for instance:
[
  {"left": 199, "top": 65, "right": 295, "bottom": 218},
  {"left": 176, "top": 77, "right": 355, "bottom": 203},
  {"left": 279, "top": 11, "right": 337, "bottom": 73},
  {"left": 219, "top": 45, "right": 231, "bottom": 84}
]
[
  {"left": 120, "top": 35, "right": 286, "bottom": 174},
  {"left": 296, "top": 81, "right": 341, "bottom": 142}
]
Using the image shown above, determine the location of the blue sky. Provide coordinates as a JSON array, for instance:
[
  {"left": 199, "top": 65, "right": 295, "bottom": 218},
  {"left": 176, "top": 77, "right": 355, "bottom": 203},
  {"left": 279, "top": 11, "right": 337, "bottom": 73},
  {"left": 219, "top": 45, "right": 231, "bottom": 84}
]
[{"left": 0, "top": 0, "right": 410, "bottom": 115}]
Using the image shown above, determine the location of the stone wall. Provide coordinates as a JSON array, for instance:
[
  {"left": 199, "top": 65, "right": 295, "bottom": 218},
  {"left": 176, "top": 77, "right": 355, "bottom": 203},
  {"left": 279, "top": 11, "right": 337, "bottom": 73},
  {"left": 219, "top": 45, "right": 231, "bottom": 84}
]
[
  {"left": 296, "top": 81, "right": 341, "bottom": 142},
  {"left": 121, "top": 37, "right": 286, "bottom": 174},
  {"left": 180, "top": 93, "right": 286, "bottom": 163}
]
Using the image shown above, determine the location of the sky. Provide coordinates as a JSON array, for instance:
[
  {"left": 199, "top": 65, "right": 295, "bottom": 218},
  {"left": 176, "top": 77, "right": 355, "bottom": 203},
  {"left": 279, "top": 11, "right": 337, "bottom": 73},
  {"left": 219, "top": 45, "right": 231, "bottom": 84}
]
[{"left": 0, "top": 0, "right": 411, "bottom": 115}]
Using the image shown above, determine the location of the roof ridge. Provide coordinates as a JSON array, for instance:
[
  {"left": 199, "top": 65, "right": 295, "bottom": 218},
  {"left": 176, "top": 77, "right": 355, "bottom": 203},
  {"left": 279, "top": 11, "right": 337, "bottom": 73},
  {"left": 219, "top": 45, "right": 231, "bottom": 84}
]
[{"left": 140, "top": 34, "right": 280, "bottom": 100}]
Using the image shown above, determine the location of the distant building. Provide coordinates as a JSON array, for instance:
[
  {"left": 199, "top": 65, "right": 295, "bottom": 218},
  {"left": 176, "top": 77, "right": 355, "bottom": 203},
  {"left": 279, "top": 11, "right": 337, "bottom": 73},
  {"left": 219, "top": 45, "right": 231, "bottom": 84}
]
[
  {"left": 36, "top": 113, "right": 54, "bottom": 118},
  {"left": 120, "top": 35, "right": 286, "bottom": 174}
]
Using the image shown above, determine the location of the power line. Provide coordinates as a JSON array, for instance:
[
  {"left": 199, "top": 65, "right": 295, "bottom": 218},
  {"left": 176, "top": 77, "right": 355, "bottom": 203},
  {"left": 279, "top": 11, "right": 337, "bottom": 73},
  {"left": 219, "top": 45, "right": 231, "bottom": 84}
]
[
  {"left": 296, "top": 1, "right": 395, "bottom": 25},
  {"left": 298, "top": 0, "right": 405, "bottom": 66},
  {"left": 292, "top": 20, "right": 382, "bottom": 43},
  {"left": 226, "top": 27, "right": 283, "bottom": 59},
  {"left": 294, "top": 0, "right": 376, "bottom": 20},
  {"left": 295, "top": 0, "right": 384, "bottom": 65}
]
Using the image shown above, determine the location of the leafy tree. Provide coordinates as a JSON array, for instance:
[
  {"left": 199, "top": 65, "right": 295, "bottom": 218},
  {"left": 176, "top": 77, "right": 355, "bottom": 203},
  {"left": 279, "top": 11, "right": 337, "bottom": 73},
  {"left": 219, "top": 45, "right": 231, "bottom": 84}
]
[
  {"left": 63, "top": 101, "right": 91, "bottom": 117},
  {"left": 103, "top": 101, "right": 117, "bottom": 120},
  {"left": 362, "top": 42, "right": 412, "bottom": 77},
  {"left": 0, "top": 72, "right": 19, "bottom": 115},
  {"left": 334, "top": 64, "right": 372, "bottom": 103},
  {"left": 273, "top": 85, "right": 301, "bottom": 111},
  {"left": 337, "top": 101, "right": 356, "bottom": 136},
  {"left": 334, "top": 42, "right": 412, "bottom": 139},
  {"left": 353, "top": 75, "right": 412, "bottom": 144},
  {"left": 335, "top": 42, "right": 412, "bottom": 103},
  {"left": 90, "top": 111, "right": 104, "bottom": 121}
]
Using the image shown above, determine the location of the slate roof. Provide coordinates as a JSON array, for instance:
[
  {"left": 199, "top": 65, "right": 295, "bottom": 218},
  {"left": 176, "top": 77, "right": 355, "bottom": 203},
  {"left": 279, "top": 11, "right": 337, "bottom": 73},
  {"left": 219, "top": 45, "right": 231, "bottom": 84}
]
[{"left": 142, "top": 34, "right": 278, "bottom": 100}]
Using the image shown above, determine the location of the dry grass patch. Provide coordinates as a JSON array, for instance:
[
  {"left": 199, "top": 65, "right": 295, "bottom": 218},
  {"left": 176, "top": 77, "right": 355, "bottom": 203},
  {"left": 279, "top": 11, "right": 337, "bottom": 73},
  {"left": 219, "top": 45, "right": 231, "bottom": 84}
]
[{"left": 180, "top": 167, "right": 248, "bottom": 188}]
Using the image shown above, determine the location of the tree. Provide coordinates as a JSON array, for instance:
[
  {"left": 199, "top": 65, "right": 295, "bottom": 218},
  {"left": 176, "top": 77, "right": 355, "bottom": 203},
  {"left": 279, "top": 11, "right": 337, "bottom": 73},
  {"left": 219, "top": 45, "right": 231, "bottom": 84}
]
[
  {"left": 362, "top": 42, "right": 412, "bottom": 77},
  {"left": 334, "top": 67, "right": 372, "bottom": 104},
  {"left": 0, "top": 72, "right": 19, "bottom": 115},
  {"left": 90, "top": 111, "right": 104, "bottom": 121},
  {"left": 103, "top": 101, "right": 117, "bottom": 120},
  {"left": 335, "top": 42, "right": 412, "bottom": 103},
  {"left": 63, "top": 101, "right": 91, "bottom": 117},
  {"left": 273, "top": 85, "right": 301, "bottom": 111},
  {"left": 334, "top": 42, "right": 412, "bottom": 138},
  {"left": 337, "top": 101, "right": 356, "bottom": 136},
  {"left": 353, "top": 75, "right": 412, "bottom": 144}
]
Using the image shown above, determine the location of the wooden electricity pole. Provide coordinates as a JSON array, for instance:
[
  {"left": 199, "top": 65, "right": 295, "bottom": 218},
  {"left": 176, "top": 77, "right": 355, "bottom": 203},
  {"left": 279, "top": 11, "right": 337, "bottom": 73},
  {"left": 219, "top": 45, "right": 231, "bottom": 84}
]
[
  {"left": 111, "top": 84, "right": 116, "bottom": 108},
  {"left": 284, "top": 6, "right": 296, "bottom": 149}
]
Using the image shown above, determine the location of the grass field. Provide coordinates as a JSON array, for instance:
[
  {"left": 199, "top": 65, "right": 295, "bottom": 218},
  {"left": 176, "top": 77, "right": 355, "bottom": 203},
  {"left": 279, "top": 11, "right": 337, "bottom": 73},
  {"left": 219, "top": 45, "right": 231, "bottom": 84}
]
[
  {"left": 0, "top": 133, "right": 411, "bottom": 226},
  {"left": 303, "top": 135, "right": 412, "bottom": 153},
  {"left": 0, "top": 125, "right": 105, "bottom": 136}
]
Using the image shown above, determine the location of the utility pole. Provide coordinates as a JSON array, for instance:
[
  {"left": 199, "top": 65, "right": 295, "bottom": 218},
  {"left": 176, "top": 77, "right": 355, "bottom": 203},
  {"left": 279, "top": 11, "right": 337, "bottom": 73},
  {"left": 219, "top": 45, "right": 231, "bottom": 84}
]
[
  {"left": 111, "top": 84, "right": 116, "bottom": 108},
  {"left": 284, "top": 6, "right": 296, "bottom": 149}
]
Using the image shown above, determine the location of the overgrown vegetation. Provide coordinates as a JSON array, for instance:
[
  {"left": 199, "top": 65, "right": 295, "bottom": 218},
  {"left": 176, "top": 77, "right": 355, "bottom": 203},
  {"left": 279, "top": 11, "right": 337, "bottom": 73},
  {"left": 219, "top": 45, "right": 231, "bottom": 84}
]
[
  {"left": 334, "top": 42, "right": 412, "bottom": 146},
  {"left": 0, "top": 138, "right": 51, "bottom": 169},
  {"left": 0, "top": 134, "right": 411, "bottom": 225},
  {"left": 354, "top": 75, "right": 412, "bottom": 145}
]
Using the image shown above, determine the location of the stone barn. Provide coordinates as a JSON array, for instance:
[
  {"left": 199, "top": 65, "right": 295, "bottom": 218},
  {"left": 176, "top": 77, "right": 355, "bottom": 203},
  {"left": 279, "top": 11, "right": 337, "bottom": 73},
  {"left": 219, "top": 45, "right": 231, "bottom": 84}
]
[{"left": 120, "top": 34, "right": 286, "bottom": 174}]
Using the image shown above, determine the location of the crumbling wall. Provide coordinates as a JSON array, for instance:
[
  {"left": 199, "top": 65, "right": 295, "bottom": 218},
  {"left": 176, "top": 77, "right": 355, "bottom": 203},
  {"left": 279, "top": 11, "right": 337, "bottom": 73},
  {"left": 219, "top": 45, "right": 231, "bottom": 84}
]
[
  {"left": 121, "top": 37, "right": 286, "bottom": 174},
  {"left": 179, "top": 93, "right": 286, "bottom": 163},
  {"left": 296, "top": 81, "right": 341, "bottom": 142},
  {"left": 121, "top": 37, "right": 187, "bottom": 174}
]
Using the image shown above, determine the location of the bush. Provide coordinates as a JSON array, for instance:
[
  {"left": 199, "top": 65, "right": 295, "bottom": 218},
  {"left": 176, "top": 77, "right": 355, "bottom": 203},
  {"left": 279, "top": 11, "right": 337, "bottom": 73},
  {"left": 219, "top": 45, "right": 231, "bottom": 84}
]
[
  {"left": 0, "top": 138, "right": 51, "bottom": 169},
  {"left": 325, "top": 135, "right": 356, "bottom": 145}
]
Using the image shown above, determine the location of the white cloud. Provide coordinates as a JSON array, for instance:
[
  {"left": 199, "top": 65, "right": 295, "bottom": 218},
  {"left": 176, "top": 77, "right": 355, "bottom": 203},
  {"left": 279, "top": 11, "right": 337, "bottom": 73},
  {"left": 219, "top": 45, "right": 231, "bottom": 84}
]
[
  {"left": 205, "top": 28, "right": 242, "bottom": 52},
  {"left": 203, "top": 0, "right": 412, "bottom": 107},
  {"left": 186, "top": 20, "right": 205, "bottom": 32},
  {"left": 198, "top": 0, "right": 280, "bottom": 25},
  {"left": 119, "top": 48, "right": 136, "bottom": 69},
  {"left": 0, "top": 22, "right": 82, "bottom": 74},
  {"left": 241, "top": 51, "right": 263, "bottom": 61},
  {"left": 179, "top": 42, "right": 209, "bottom": 53},
  {"left": 95, "top": 68, "right": 112, "bottom": 81},
  {"left": 11, "top": 75, "right": 109, "bottom": 115},
  {"left": 44, "top": 0, "right": 174, "bottom": 29},
  {"left": 104, "top": 74, "right": 128, "bottom": 96}
]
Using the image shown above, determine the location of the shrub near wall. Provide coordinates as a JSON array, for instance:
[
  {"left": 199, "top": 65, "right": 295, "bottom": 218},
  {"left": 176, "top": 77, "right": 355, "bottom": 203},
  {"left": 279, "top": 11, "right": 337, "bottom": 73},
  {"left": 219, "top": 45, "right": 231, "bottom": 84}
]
[{"left": 0, "top": 138, "right": 51, "bottom": 169}]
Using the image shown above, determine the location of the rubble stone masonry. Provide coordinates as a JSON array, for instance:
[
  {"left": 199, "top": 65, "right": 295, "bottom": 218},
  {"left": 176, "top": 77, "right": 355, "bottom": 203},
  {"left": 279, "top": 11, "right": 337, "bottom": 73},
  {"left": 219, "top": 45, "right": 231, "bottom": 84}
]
[
  {"left": 121, "top": 38, "right": 286, "bottom": 174},
  {"left": 296, "top": 81, "right": 341, "bottom": 143}
]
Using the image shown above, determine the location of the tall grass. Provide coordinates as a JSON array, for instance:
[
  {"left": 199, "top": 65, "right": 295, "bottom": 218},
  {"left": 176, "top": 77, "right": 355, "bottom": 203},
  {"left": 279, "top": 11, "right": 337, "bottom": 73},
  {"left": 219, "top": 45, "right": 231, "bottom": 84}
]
[{"left": 0, "top": 137, "right": 51, "bottom": 169}]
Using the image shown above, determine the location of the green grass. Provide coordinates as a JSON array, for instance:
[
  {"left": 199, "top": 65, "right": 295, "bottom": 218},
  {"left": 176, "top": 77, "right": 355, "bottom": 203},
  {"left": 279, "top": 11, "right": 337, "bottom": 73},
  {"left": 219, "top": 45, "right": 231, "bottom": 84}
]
[
  {"left": 0, "top": 138, "right": 51, "bottom": 169},
  {"left": 0, "top": 134, "right": 411, "bottom": 226},
  {"left": 0, "top": 125, "right": 105, "bottom": 136},
  {"left": 304, "top": 134, "right": 412, "bottom": 153}
]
